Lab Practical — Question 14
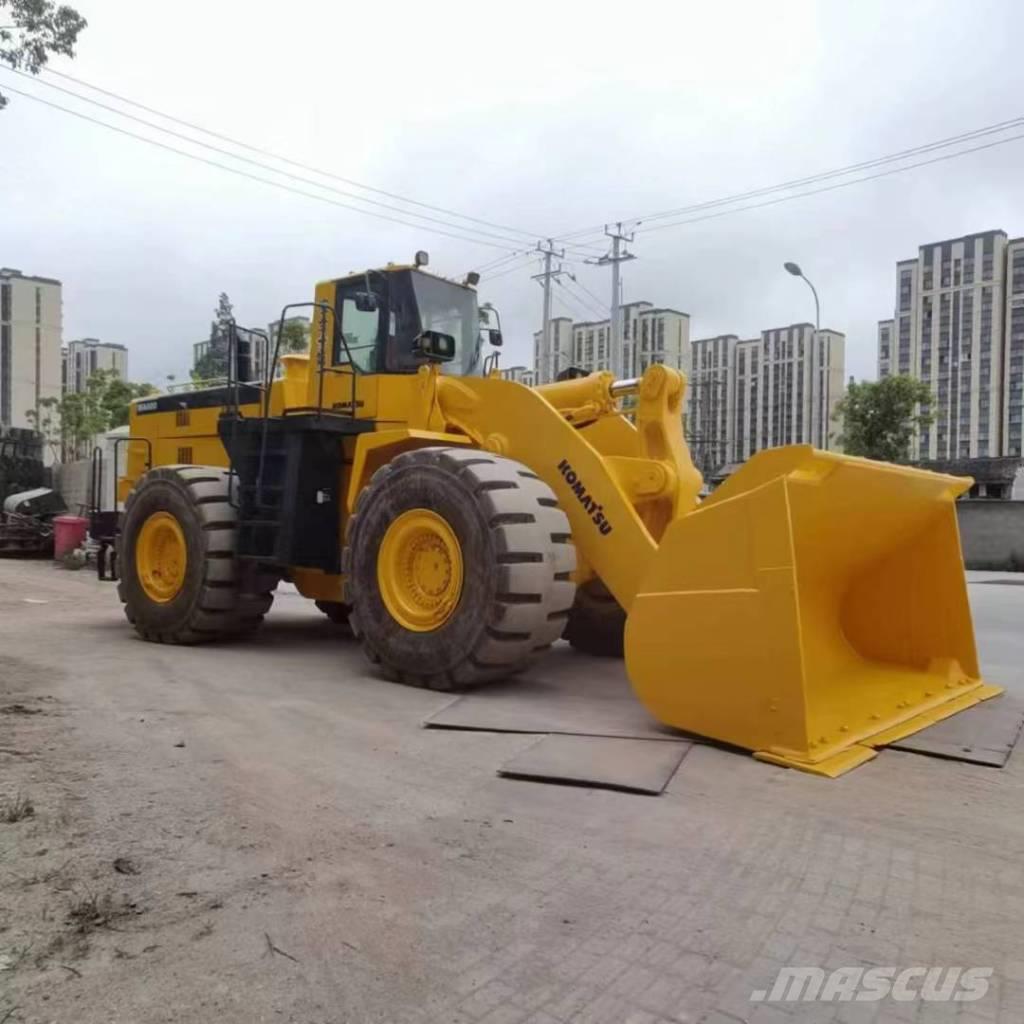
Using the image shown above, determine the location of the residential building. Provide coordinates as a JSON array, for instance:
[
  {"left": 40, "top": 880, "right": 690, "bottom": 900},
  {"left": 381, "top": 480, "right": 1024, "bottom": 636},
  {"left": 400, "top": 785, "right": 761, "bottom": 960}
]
[
  {"left": 569, "top": 319, "right": 612, "bottom": 376},
  {"left": 499, "top": 365, "right": 538, "bottom": 387},
  {"left": 1004, "top": 238, "right": 1024, "bottom": 456},
  {"left": 691, "top": 324, "right": 845, "bottom": 470},
  {"left": 63, "top": 338, "right": 128, "bottom": 393},
  {"left": 688, "top": 335, "right": 738, "bottom": 472},
  {"left": 878, "top": 230, "right": 1010, "bottom": 459},
  {"left": 622, "top": 306, "right": 690, "bottom": 380},
  {"left": 732, "top": 325, "right": 845, "bottom": 461},
  {"left": 533, "top": 304, "right": 691, "bottom": 386},
  {"left": 533, "top": 317, "right": 574, "bottom": 383},
  {"left": 0, "top": 267, "right": 62, "bottom": 432},
  {"left": 876, "top": 319, "right": 894, "bottom": 378}
]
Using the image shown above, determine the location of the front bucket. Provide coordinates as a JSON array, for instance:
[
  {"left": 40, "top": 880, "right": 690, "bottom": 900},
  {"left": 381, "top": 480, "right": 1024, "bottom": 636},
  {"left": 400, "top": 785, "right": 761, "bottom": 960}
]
[{"left": 624, "top": 446, "right": 1001, "bottom": 777}]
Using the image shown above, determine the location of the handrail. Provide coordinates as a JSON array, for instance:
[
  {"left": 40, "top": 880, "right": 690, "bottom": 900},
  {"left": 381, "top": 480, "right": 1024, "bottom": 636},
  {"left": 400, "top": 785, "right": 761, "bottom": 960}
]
[
  {"left": 250, "top": 300, "right": 361, "bottom": 511},
  {"left": 89, "top": 446, "right": 104, "bottom": 517},
  {"left": 90, "top": 438, "right": 153, "bottom": 515}
]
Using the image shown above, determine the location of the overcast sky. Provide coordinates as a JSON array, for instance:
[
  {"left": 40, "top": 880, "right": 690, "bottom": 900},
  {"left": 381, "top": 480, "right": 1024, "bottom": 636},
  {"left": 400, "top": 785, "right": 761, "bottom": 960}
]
[{"left": 3, "top": 0, "right": 1024, "bottom": 385}]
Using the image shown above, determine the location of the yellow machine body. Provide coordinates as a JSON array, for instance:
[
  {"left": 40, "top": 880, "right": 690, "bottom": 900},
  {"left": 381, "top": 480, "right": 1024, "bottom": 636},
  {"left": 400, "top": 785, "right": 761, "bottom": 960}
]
[{"left": 122, "top": 265, "right": 999, "bottom": 776}]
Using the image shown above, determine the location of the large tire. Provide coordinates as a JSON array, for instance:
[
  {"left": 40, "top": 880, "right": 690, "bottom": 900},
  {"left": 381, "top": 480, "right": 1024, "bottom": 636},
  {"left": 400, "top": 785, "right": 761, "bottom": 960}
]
[
  {"left": 117, "top": 465, "right": 276, "bottom": 644},
  {"left": 343, "top": 447, "right": 576, "bottom": 690},
  {"left": 564, "top": 579, "right": 626, "bottom": 657}
]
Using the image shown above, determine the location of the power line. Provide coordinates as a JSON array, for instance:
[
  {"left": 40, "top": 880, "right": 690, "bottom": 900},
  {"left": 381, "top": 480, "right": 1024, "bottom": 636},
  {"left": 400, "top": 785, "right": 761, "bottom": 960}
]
[
  {"left": 566, "top": 273, "right": 609, "bottom": 313},
  {"left": 0, "top": 81, "right": 522, "bottom": 252},
  {"left": 42, "top": 66, "right": 545, "bottom": 245},
  {"left": 553, "top": 113, "right": 1024, "bottom": 243},
  {"left": 636, "top": 130, "right": 1024, "bottom": 235},
  {"left": 554, "top": 277, "right": 602, "bottom": 320},
  {"left": 557, "top": 277, "right": 606, "bottom": 319},
  {"left": 8, "top": 69, "right": 532, "bottom": 250},
  {"left": 551, "top": 282, "right": 589, "bottom": 320},
  {"left": 481, "top": 254, "right": 542, "bottom": 282},
  {"left": 475, "top": 249, "right": 535, "bottom": 275}
]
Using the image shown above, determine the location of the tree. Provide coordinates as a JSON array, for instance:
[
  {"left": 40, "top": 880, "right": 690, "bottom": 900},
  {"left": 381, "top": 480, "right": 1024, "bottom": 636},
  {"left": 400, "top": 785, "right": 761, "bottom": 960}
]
[
  {"left": 25, "top": 368, "right": 156, "bottom": 460},
  {"left": 25, "top": 395, "right": 63, "bottom": 462},
  {"left": 192, "top": 292, "right": 234, "bottom": 382},
  {"left": 101, "top": 372, "right": 157, "bottom": 428},
  {"left": 0, "top": 0, "right": 87, "bottom": 110},
  {"left": 212, "top": 291, "right": 234, "bottom": 337},
  {"left": 277, "top": 318, "right": 310, "bottom": 354},
  {"left": 832, "top": 375, "right": 934, "bottom": 463}
]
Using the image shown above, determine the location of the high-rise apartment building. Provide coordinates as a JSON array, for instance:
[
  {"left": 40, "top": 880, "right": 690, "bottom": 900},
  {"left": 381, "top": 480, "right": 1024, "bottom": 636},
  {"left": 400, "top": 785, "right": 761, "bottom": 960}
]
[
  {"left": 498, "top": 365, "right": 539, "bottom": 387},
  {"left": 1002, "top": 238, "right": 1024, "bottom": 457},
  {"left": 688, "top": 334, "right": 737, "bottom": 471},
  {"left": 0, "top": 267, "right": 63, "bottom": 430},
  {"left": 568, "top": 318, "right": 612, "bottom": 376},
  {"left": 532, "top": 303, "right": 691, "bottom": 385},
  {"left": 878, "top": 229, "right": 1013, "bottom": 459},
  {"left": 63, "top": 338, "right": 128, "bottom": 393},
  {"left": 690, "top": 324, "right": 845, "bottom": 468},
  {"left": 620, "top": 304, "right": 690, "bottom": 380},
  {"left": 532, "top": 317, "right": 574, "bottom": 383}
]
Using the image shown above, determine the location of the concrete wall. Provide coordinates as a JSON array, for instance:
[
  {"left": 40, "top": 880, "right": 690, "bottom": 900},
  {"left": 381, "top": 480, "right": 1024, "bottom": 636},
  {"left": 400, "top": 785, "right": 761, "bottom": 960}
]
[
  {"left": 53, "top": 458, "right": 94, "bottom": 513},
  {"left": 52, "top": 428, "right": 124, "bottom": 513},
  {"left": 958, "top": 500, "right": 1024, "bottom": 570}
]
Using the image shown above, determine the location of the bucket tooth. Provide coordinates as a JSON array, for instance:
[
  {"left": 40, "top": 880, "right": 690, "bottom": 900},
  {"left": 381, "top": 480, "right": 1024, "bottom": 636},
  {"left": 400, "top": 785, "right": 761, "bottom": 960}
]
[{"left": 623, "top": 446, "right": 1000, "bottom": 774}]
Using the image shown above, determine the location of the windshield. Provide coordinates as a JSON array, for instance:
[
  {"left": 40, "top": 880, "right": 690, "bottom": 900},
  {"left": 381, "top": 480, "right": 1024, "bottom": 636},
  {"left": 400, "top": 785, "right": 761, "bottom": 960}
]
[{"left": 410, "top": 272, "right": 483, "bottom": 376}]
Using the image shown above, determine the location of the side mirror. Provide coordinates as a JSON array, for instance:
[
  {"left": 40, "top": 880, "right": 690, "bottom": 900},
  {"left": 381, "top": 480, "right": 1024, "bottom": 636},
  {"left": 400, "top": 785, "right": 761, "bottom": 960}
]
[
  {"left": 414, "top": 330, "right": 457, "bottom": 363},
  {"left": 354, "top": 291, "right": 378, "bottom": 313},
  {"left": 487, "top": 329, "right": 503, "bottom": 348}
]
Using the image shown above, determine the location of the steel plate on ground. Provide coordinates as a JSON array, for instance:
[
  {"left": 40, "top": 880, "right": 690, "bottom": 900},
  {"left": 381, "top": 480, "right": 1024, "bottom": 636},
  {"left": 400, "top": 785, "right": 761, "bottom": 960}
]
[
  {"left": 424, "top": 645, "right": 675, "bottom": 740},
  {"left": 885, "top": 696, "right": 1024, "bottom": 767},
  {"left": 498, "top": 734, "right": 691, "bottom": 795}
]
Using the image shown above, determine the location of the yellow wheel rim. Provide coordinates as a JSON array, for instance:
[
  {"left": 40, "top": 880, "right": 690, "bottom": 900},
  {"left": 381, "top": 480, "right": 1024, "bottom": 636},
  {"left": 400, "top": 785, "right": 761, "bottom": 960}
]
[
  {"left": 378, "top": 509, "right": 464, "bottom": 632},
  {"left": 136, "top": 511, "right": 188, "bottom": 603}
]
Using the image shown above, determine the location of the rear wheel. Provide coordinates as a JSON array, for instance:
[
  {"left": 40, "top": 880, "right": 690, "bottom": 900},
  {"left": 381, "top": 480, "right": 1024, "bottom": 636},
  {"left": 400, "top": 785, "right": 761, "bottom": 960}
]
[
  {"left": 343, "top": 447, "right": 576, "bottom": 690},
  {"left": 564, "top": 579, "right": 626, "bottom": 657},
  {"left": 117, "top": 465, "right": 276, "bottom": 644}
]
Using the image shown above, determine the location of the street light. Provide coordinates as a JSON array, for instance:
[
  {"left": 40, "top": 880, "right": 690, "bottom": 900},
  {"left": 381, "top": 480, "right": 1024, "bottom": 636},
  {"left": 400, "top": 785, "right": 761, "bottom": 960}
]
[
  {"left": 784, "top": 261, "right": 825, "bottom": 447},
  {"left": 783, "top": 261, "right": 820, "bottom": 335}
]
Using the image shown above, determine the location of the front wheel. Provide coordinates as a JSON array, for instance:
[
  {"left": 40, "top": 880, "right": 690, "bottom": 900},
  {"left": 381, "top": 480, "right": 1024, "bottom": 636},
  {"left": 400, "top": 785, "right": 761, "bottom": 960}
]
[{"left": 343, "top": 447, "right": 576, "bottom": 690}]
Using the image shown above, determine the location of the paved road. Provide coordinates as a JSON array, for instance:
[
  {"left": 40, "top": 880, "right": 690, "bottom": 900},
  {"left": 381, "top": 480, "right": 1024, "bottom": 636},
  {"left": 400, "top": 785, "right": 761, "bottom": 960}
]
[{"left": 2, "top": 561, "right": 1023, "bottom": 1024}]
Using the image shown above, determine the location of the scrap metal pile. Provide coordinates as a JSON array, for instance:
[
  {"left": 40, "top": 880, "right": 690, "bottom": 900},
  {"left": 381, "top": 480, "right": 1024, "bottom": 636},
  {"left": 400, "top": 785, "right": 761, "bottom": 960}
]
[
  {"left": 0, "top": 507, "right": 57, "bottom": 556},
  {"left": 0, "top": 429, "right": 62, "bottom": 557}
]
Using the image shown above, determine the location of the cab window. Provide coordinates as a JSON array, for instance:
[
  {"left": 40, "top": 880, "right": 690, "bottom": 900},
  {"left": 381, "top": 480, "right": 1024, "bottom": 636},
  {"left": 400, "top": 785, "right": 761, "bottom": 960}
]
[{"left": 335, "top": 289, "right": 381, "bottom": 372}]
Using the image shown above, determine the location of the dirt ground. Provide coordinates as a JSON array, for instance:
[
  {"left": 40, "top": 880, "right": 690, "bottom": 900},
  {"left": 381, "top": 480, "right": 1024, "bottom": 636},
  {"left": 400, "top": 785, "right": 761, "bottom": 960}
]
[{"left": 2, "top": 560, "right": 1024, "bottom": 1024}]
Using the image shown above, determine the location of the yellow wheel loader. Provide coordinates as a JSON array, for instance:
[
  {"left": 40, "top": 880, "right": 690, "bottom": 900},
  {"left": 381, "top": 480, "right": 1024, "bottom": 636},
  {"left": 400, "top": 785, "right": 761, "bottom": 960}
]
[{"left": 113, "top": 258, "right": 1000, "bottom": 777}]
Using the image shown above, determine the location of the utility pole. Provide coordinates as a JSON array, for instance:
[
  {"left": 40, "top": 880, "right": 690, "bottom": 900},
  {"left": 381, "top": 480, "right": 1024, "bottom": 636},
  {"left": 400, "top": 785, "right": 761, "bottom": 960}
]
[
  {"left": 588, "top": 223, "right": 636, "bottom": 377},
  {"left": 532, "top": 239, "right": 567, "bottom": 382}
]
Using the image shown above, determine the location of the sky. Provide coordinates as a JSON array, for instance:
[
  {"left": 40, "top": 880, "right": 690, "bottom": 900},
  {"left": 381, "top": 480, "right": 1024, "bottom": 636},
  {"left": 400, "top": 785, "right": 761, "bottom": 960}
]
[{"left": 2, "top": 0, "right": 1024, "bottom": 386}]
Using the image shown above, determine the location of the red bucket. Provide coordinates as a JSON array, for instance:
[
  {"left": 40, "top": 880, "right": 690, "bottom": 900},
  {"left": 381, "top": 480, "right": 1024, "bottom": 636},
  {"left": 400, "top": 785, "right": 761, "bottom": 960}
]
[{"left": 53, "top": 515, "right": 89, "bottom": 559}]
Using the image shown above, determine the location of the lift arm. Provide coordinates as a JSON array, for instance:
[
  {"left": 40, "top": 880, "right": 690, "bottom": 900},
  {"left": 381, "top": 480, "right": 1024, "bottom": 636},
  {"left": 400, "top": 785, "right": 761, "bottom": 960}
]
[{"left": 430, "top": 364, "right": 701, "bottom": 612}]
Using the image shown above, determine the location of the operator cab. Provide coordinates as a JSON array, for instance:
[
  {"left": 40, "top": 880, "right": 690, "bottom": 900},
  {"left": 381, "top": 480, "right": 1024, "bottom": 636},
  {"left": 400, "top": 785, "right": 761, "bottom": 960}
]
[{"left": 330, "top": 254, "right": 501, "bottom": 378}]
